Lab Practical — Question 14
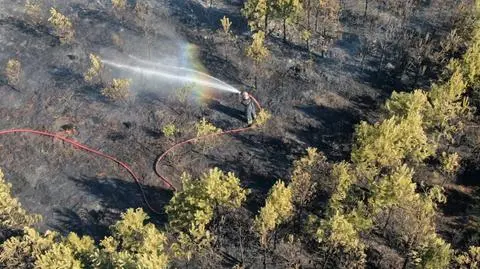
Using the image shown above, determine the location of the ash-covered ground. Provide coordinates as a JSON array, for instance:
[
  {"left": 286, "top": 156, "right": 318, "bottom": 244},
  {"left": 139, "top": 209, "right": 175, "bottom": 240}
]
[{"left": 0, "top": 0, "right": 381, "bottom": 239}]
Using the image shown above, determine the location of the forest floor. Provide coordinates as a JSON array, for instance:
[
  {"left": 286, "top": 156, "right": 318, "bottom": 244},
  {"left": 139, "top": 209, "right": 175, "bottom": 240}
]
[{"left": 0, "top": 0, "right": 476, "bottom": 251}]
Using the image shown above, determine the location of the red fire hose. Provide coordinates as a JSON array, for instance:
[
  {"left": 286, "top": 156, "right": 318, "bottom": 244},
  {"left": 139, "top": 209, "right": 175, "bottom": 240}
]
[{"left": 0, "top": 94, "right": 262, "bottom": 214}]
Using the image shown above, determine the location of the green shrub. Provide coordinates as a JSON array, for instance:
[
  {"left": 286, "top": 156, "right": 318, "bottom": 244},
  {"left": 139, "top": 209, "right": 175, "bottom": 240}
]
[
  {"left": 254, "top": 180, "right": 293, "bottom": 246},
  {"left": 352, "top": 113, "right": 435, "bottom": 177},
  {"left": 83, "top": 54, "right": 103, "bottom": 83},
  {"left": 455, "top": 246, "right": 480, "bottom": 268},
  {"left": 48, "top": 8, "right": 75, "bottom": 44},
  {"left": 166, "top": 168, "right": 248, "bottom": 260},
  {"left": 0, "top": 169, "right": 41, "bottom": 231},
  {"left": 111, "top": 0, "right": 127, "bottom": 10},
  {"left": 162, "top": 123, "right": 178, "bottom": 138},
  {"left": 24, "top": 0, "right": 42, "bottom": 24},
  {"left": 4, "top": 59, "right": 22, "bottom": 86},
  {"left": 102, "top": 78, "right": 131, "bottom": 100}
]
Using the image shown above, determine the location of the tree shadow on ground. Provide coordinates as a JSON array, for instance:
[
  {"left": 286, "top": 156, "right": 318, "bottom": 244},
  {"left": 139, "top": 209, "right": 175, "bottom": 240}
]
[
  {"left": 48, "top": 66, "right": 84, "bottom": 88},
  {"left": 291, "top": 104, "right": 360, "bottom": 161},
  {"left": 440, "top": 187, "right": 480, "bottom": 248},
  {"left": 50, "top": 176, "right": 172, "bottom": 240},
  {"left": 207, "top": 99, "right": 244, "bottom": 122},
  {"left": 204, "top": 131, "right": 295, "bottom": 212},
  {"left": 458, "top": 159, "right": 480, "bottom": 187},
  {"left": 0, "top": 16, "right": 57, "bottom": 44},
  {"left": 440, "top": 157, "right": 480, "bottom": 248}
]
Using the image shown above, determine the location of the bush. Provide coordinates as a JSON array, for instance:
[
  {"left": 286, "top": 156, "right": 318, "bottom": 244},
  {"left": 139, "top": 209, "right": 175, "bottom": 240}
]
[
  {"left": 246, "top": 31, "right": 269, "bottom": 64},
  {"left": 83, "top": 54, "right": 103, "bottom": 83},
  {"left": 0, "top": 169, "right": 41, "bottom": 232},
  {"left": 112, "top": 0, "right": 127, "bottom": 10},
  {"left": 47, "top": 8, "right": 75, "bottom": 44},
  {"left": 440, "top": 152, "right": 461, "bottom": 175},
  {"left": 134, "top": 1, "right": 151, "bottom": 29},
  {"left": 174, "top": 83, "right": 195, "bottom": 104},
  {"left": 255, "top": 108, "right": 272, "bottom": 126},
  {"left": 162, "top": 123, "right": 178, "bottom": 138},
  {"left": 166, "top": 168, "right": 249, "bottom": 260},
  {"left": 4, "top": 59, "right": 22, "bottom": 86},
  {"left": 102, "top": 78, "right": 131, "bottom": 100},
  {"left": 0, "top": 228, "right": 60, "bottom": 268},
  {"left": 24, "top": 0, "right": 42, "bottom": 24},
  {"left": 195, "top": 117, "right": 221, "bottom": 138},
  {"left": 0, "top": 208, "right": 169, "bottom": 269},
  {"left": 352, "top": 111, "right": 436, "bottom": 178},
  {"left": 254, "top": 180, "right": 293, "bottom": 246},
  {"left": 98, "top": 208, "right": 169, "bottom": 268},
  {"left": 111, "top": 33, "right": 125, "bottom": 51},
  {"left": 455, "top": 246, "right": 480, "bottom": 268}
]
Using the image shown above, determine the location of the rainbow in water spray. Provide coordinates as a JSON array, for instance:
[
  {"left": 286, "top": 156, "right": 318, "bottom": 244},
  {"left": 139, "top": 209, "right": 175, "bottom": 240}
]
[{"left": 102, "top": 43, "right": 240, "bottom": 99}]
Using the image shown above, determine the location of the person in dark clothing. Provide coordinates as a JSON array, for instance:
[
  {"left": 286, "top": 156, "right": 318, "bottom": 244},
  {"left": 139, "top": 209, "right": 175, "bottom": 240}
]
[{"left": 240, "top": 91, "right": 256, "bottom": 126}]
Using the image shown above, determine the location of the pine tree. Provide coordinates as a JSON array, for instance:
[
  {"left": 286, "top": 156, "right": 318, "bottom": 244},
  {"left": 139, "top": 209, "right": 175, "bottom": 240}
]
[
  {"left": 0, "top": 228, "right": 62, "bottom": 268},
  {"left": 315, "top": 211, "right": 368, "bottom": 268},
  {"left": 273, "top": 0, "right": 302, "bottom": 42},
  {"left": 1, "top": 208, "right": 170, "bottom": 269},
  {"left": 242, "top": 0, "right": 273, "bottom": 32},
  {"left": 454, "top": 245, "right": 480, "bottom": 268},
  {"left": 246, "top": 31, "right": 269, "bottom": 63},
  {"left": 0, "top": 169, "right": 41, "bottom": 234},
  {"left": 328, "top": 162, "right": 356, "bottom": 214},
  {"left": 254, "top": 180, "right": 293, "bottom": 246},
  {"left": 368, "top": 165, "right": 418, "bottom": 215},
  {"left": 246, "top": 31, "right": 269, "bottom": 89},
  {"left": 166, "top": 168, "right": 249, "bottom": 261},
  {"left": 410, "top": 234, "right": 453, "bottom": 269},
  {"left": 96, "top": 208, "right": 169, "bottom": 268},
  {"left": 426, "top": 61, "right": 471, "bottom": 141},
  {"left": 289, "top": 147, "right": 322, "bottom": 208},
  {"left": 35, "top": 243, "right": 83, "bottom": 269},
  {"left": 352, "top": 113, "right": 435, "bottom": 178},
  {"left": 254, "top": 180, "right": 293, "bottom": 269},
  {"left": 47, "top": 8, "right": 75, "bottom": 44},
  {"left": 400, "top": 186, "right": 451, "bottom": 268},
  {"left": 220, "top": 16, "right": 233, "bottom": 60},
  {"left": 385, "top": 90, "right": 429, "bottom": 119},
  {"left": 315, "top": 0, "right": 341, "bottom": 57}
]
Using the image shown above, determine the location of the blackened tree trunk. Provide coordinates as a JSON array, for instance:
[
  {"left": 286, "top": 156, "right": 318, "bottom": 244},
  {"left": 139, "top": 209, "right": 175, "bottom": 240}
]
[{"left": 364, "top": 0, "right": 369, "bottom": 20}]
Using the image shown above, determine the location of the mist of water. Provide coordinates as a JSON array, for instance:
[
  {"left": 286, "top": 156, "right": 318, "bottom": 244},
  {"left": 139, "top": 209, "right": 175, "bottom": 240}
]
[
  {"left": 128, "top": 55, "right": 236, "bottom": 92},
  {"left": 102, "top": 59, "right": 240, "bottom": 94}
]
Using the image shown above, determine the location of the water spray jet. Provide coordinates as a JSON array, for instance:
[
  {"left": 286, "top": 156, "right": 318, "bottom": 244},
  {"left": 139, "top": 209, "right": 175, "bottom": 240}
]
[{"left": 102, "top": 59, "right": 240, "bottom": 94}]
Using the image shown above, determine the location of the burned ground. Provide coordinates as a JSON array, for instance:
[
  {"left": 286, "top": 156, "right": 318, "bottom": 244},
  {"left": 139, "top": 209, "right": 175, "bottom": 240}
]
[{"left": 0, "top": 0, "right": 478, "bottom": 261}]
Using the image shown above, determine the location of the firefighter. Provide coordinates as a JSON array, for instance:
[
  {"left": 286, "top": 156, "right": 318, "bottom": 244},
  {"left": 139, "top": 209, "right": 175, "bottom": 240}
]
[{"left": 240, "top": 90, "right": 256, "bottom": 126}]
